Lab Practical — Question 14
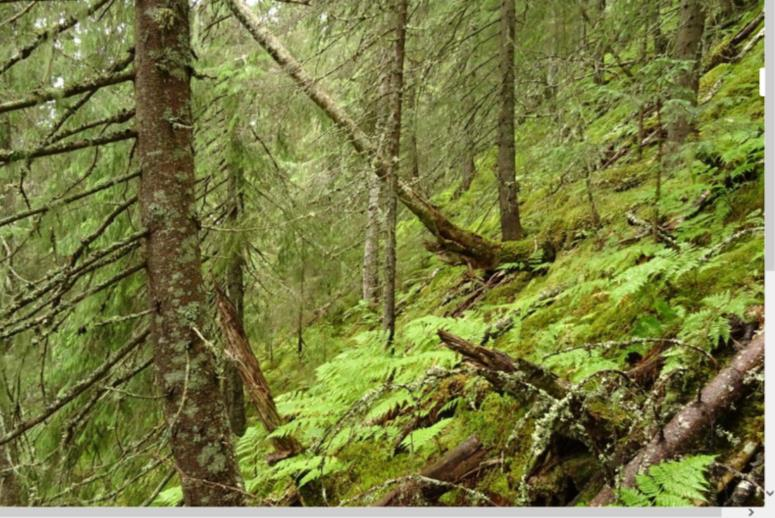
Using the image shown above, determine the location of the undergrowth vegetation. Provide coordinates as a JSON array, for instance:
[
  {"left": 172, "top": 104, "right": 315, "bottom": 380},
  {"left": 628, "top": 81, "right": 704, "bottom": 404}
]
[{"left": 159, "top": 8, "right": 763, "bottom": 507}]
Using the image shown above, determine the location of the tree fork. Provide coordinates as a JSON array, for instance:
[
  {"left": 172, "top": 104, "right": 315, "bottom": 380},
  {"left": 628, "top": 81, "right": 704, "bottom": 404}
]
[{"left": 226, "top": 0, "right": 554, "bottom": 271}]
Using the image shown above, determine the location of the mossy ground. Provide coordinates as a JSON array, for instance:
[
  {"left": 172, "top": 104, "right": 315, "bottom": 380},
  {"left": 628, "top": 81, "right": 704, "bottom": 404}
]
[{"left": 193, "top": 16, "right": 764, "bottom": 508}]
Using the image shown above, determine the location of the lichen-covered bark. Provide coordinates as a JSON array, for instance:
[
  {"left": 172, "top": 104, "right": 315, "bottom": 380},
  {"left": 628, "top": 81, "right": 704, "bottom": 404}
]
[
  {"left": 134, "top": 0, "right": 244, "bottom": 506},
  {"left": 362, "top": 172, "right": 381, "bottom": 304},
  {"left": 590, "top": 332, "right": 764, "bottom": 506},
  {"left": 382, "top": 0, "right": 407, "bottom": 343},
  {"left": 0, "top": 411, "right": 23, "bottom": 506}
]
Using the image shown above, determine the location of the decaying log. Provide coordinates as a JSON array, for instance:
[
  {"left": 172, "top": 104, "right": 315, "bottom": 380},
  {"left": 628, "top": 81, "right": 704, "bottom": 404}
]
[
  {"left": 376, "top": 434, "right": 487, "bottom": 506},
  {"left": 437, "top": 329, "right": 568, "bottom": 400},
  {"left": 214, "top": 286, "right": 301, "bottom": 460},
  {"left": 704, "top": 11, "right": 764, "bottom": 72},
  {"left": 590, "top": 332, "right": 764, "bottom": 506},
  {"left": 713, "top": 440, "right": 760, "bottom": 500}
]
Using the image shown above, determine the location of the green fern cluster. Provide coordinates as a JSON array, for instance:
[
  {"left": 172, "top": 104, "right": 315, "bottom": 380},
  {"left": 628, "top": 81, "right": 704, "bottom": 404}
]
[{"left": 619, "top": 455, "right": 716, "bottom": 507}]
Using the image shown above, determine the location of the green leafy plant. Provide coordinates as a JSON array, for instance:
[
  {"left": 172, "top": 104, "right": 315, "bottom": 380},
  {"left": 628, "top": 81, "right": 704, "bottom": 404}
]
[{"left": 619, "top": 455, "right": 716, "bottom": 507}]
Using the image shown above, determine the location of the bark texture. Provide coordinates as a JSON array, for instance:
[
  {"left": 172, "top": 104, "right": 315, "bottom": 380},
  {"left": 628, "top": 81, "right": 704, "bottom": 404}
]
[
  {"left": 134, "top": 0, "right": 244, "bottom": 506},
  {"left": 667, "top": 0, "right": 706, "bottom": 145},
  {"left": 590, "top": 332, "right": 764, "bottom": 506},
  {"left": 382, "top": 0, "right": 408, "bottom": 343},
  {"left": 496, "top": 0, "right": 522, "bottom": 241},
  {"left": 214, "top": 286, "right": 302, "bottom": 460},
  {"left": 362, "top": 172, "right": 381, "bottom": 304},
  {"left": 227, "top": 0, "right": 553, "bottom": 271}
]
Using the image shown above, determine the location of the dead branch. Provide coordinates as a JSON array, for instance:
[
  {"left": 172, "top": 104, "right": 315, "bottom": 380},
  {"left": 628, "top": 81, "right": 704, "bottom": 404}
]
[
  {"left": 214, "top": 285, "right": 302, "bottom": 459},
  {"left": 437, "top": 329, "right": 568, "bottom": 400},
  {"left": 0, "top": 169, "right": 140, "bottom": 229},
  {"left": 590, "top": 332, "right": 764, "bottom": 506},
  {"left": 0, "top": 0, "right": 113, "bottom": 76},
  {"left": 0, "top": 128, "right": 136, "bottom": 165},
  {"left": 0, "top": 329, "right": 148, "bottom": 447},
  {"left": 0, "top": 69, "right": 134, "bottom": 116}
]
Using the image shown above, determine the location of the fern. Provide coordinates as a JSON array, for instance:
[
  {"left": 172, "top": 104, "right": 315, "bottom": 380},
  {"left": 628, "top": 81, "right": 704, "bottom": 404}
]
[
  {"left": 151, "top": 486, "right": 182, "bottom": 507},
  {"left": 619, "top": 455, "right": 715, "bottom": 507},
  {"left": 400, "top": 417, "right": 453, "bottom": 454}
]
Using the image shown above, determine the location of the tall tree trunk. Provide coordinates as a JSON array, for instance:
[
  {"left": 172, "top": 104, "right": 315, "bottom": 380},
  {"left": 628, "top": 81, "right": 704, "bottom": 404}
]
[
  {"left": 592, "top": 0, "right": 607, "bottom": 84},
  {"left": 362, "top": 172, "right": 381, "bottom": 305},
  {"left": 134, "top": 0, "right": 244, "bottom": 506},
  {"left": 382, "top": 0, "right": 407, "bottom": 344},
  {"left": 667, "top": 0, "right": 706, "bottom": 146},
  {"left": 496, "top": 0, "right": 522, "bottom": 241},
  {"left": 651, "top": 0, "right": 668, "bottom": 55},
  {"left": 224, "top": 167, "right": 246, "bottom": 437},
  {"left": 227, "top": 0, "right": 554, "bottom": 271},
  {"left": 405, "top": 70, "right": 420, "bottom": 186},
  {"left": 297, "top": 240, "right": 306, "bottom": 357},
  {"left": 362, "top": 69, "right": 387, "bottom": 307}
]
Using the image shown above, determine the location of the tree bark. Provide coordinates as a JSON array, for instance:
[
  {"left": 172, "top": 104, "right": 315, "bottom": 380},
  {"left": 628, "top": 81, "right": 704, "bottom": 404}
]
[
  {"left": 134, "top": 0, "right": 244, "bottom": 506},
  {"left": 667, "top": 0, "right": 706, "bottom": 146},
  {"left": 437, "top": 330, "right": 568, "bottom": 400},
  {"left": 496, "top": 0, "right": 522, "bottom": 241},
  {"left": 590, "top": 332, "right": 764, "bottom": 506},
  {"left": 651, "top": 0, "right": 668, "bottom": 55},
  {"left": 226, "top": 0, "right": 554, "bottom": 271},
  {"left": 405, "top": 69, "right": 421, "bottom": 186},
  {"left": 224, "top": 167, "right": 246, "bottom": 437},
  {"left": 382, "top": 0, "right": 407, "bottom": 344},
  {"left": 592, "top": 0, "right": 607, "bottom": 84},
  {"left": 214, "top": 286, "right": 302, "bottom": 460},
  {"left": 362, "top": 172, "right": 381, "bottom": 305}
]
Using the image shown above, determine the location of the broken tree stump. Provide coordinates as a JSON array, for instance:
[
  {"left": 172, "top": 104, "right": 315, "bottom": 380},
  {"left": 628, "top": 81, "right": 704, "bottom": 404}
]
[
  {"left": 590, "top": 332, "right": 764, "bottom": 506},
  {"left": 214, "top": 285, "right": 302, "bottom": 461},
  {"left": 376, "top": 434, "right": 487, "bottom": 506}
]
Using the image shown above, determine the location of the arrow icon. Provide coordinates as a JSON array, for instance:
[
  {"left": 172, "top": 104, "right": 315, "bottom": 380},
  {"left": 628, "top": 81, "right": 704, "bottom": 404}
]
[
  {"left": 749, "top": 509, "right": 754, "bottom": 517},
  {"left": 767, "top": 490, "right": 774, "bottom": 496}
]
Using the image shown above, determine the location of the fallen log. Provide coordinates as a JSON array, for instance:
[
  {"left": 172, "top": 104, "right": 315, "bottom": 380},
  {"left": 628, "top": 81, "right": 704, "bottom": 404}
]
[
  {"left": 589, "top": 332, "right": 764, "bottom": 506},
  {"left": 376, "top": 434, "right": 488, "bottom": 506},
  {"left": 704, "top": 11, "right": 764, "bottom": 72},
  {"left": 214, "top": 286, "right": 301, "bottom": 461},
  {"left": 437, "top": 329, "right": 568, "bottom": 400}
]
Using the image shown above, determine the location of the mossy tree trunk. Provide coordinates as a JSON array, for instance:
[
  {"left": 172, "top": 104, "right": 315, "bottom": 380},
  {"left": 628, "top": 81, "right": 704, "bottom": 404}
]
[{"left": 134, "top": 0, "right": 244, "bottom": 505}]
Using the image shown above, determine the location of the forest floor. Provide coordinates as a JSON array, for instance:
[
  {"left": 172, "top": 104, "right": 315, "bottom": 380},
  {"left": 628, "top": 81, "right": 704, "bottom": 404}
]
[{"left": 156, "top": 8, "right": 764, "bottom": 508}]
